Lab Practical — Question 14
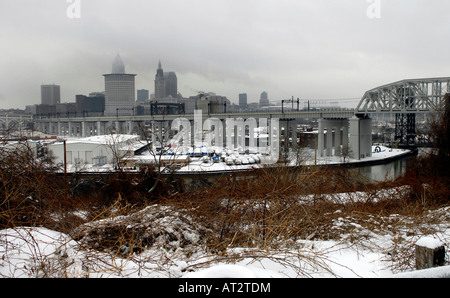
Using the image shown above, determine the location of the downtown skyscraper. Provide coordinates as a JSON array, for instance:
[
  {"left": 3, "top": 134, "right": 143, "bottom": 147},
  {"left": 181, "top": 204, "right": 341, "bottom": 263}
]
[
  {"left": 41, "top": 84, "right": 60, "bottom": 105},
  {"left": 103, "top": 55, "right": 136, "bottom": 116},
  {"left": 154, "top": 60, "right": 178, "bottom": 99}
]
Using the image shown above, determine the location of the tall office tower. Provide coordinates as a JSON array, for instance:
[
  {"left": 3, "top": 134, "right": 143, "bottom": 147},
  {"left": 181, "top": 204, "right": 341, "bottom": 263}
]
[
  {"left": 41, "top": 84, "right": 61, "bottom": 105},
  {"left": 259, "top": 91, "right": 270, "bottom": 107},
  {"left": 239, "top": 93, "right": 248, "bottom": 109},
  {"left": 154, "top": 60, "right": 178, "bottom": 99},
  {"left": 137, "top": 89, "right": 149, "bottom": 102},
  {"left": 154, "top": 60, "right": 165, "bottom": 99},
  {"left": 103, "top": 55, "right": 136, "bottom": 116},
  {"left": 164, "top": 71, "right": 178, "bottom": 98}
]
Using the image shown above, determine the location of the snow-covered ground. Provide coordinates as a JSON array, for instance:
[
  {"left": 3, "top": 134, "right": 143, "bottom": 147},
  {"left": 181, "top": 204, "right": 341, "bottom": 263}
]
[
  {"left": 53, "top": 144, "right": 410, "bottom": 175},
  {"left": 174, "top": 145, "right": 411, "bottom": 174},
  {"left": 1, "top": 194, "right": 449, "bottom": 278}
]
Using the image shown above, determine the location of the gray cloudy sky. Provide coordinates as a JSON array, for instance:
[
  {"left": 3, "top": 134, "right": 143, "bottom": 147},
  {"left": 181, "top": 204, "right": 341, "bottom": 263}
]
[{"left": 1, "top": 0, "right": 449, "bottom": 109}]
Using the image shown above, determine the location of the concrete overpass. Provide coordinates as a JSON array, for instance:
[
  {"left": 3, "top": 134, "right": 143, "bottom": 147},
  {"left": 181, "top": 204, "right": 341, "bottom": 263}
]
[
  {"left": 0, "top": 114, "right": 34, "bottom": 131},
  {"left": 33, "top": 109, "right": 355, "bottom": 139},
  {"left": 33, "top": 109, "right": 355, "bottom": 135}
]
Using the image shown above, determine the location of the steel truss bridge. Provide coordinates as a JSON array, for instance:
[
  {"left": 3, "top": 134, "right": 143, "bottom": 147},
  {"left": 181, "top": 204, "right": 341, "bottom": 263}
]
[{"left": 355, "top": 77, "right": 450, "bottom": 146}]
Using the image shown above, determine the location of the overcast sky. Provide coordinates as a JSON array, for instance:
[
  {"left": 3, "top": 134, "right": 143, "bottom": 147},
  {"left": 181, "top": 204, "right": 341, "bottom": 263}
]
[{"left": 1, "top": 0, "right": 449, "bottom": 109}]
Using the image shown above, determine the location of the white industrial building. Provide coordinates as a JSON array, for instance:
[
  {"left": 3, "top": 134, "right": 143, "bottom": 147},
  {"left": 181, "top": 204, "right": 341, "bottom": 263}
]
[{"left": 48, "top": 134, "right": 146, "bottom": 168}]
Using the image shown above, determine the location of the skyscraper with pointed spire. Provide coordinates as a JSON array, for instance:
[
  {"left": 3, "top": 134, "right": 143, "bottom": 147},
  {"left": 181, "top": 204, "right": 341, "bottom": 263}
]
[
  {"left": 103, "top": 54, "right": 136, "bottom": 116},
  {"left": 154, "top": 60, "right": 178, "bottom": 99},
  {"left": 154, "top": 60, "right": 166, "bottom": 99}
]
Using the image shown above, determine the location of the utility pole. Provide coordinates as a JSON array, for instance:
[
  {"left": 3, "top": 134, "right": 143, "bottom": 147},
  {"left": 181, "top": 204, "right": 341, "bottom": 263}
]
[
  {"left": 63, "top": 139, "right": 68, "bottom": 199},
  {"left": 57, "top": 138, "right": 68, "bottom": 199}
]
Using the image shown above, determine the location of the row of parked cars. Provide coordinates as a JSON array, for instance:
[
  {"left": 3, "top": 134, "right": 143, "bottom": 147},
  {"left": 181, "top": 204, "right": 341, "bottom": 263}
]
[{"left": 198, "top": 148, "right": 263, "bottom": 166}]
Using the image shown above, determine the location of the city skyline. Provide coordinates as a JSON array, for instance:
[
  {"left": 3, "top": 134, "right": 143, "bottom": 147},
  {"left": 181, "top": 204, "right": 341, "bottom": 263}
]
[{"left": 1, "top": 1, "right": 449, "bottom": 110}]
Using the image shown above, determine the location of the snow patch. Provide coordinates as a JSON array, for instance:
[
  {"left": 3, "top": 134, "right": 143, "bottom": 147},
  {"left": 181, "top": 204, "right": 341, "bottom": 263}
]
[
  {"left": 1, "top": 203, "right": 450, "bottom": 278},
  {"left": 415, "top": 236, "right": 444, "bottom": 249}
]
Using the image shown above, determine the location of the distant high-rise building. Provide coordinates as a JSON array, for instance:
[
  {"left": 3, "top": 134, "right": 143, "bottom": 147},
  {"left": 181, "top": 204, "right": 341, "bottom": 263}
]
[
  {"left": 154, "top": 60, "right": 178, "bottom": 99},
  {"left": 193, "top": 92, "right": 230, "bottom": 114},
  {"left": 103, "top": 55, "right": 136, "bottom": 116},
  {"left": 164, "top": 72, "right": 178, "bottom": 98},
  {"left": 76, "top": 94, "right": 105, "bottom": 117},
  {"left": 41, "top": 84, "right": 60, "bottom": 105},
  {"left": 137, "top": 89, "right": 149, "bottom": 102},
  {"left": 239, "top": 93, "right": 247, "bottom": 109},
  {"left": 259, "top": 91, "right": 270, "bottom": 107},
  {"left": 154, "top": 61, "right": 165, "bottom": 99}
]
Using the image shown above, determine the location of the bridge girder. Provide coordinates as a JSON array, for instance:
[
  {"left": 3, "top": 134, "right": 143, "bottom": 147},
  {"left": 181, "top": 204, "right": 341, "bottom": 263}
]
[
  {"left": 356, "top": 77, "right": 450, "bottom": 146},
  {"left": 356, "top": 77, "right": 450, "bottom": 115}
]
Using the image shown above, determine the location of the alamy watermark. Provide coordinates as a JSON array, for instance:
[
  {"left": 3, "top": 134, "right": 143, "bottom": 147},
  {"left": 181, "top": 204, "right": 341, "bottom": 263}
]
[
  {"left": 169, "top": 110, "right": 280, "bottom": 164},
  {"left": 67, "top": 0, "right": 81, "bottom": 19},
  {"left": 367, "top": 0, "right": 381, "bottom": 19}
]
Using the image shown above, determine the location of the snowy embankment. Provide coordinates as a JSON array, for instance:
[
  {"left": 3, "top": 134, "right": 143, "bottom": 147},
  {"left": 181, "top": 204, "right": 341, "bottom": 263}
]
[
  {"left": 1, "top": 190, "right": 449, "bottom": 278},
  {"left": 390, "top": 265, "right": 450, "bottom": 278},
  {"left": 175, "top": 145, "right": 411, "bottom": 174}
]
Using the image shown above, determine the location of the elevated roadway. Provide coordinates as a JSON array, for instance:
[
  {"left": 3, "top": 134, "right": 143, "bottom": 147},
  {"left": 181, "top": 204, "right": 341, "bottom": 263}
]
[{"left": 34, "top": 109, "right": 355, "bottom": 124}]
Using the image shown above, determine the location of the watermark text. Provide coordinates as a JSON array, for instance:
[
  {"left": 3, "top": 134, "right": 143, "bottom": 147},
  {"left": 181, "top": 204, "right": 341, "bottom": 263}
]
[
  {"left": 170, "top": 110, "right": 280, "bottom": 164},
  {"left": 367, "top": 0, "right": 381, "bottom": 19},
  {"left": 66, "top": 0, "right": 81, "bottom": 19}
]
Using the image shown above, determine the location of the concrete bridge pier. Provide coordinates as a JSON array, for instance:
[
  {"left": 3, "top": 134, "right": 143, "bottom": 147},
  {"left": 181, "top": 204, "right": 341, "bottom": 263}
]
[
  {"left": 318, "top": 118, "right": 349, "bottom": 158},
  {"left": 97, "top": 121, "right": 103, "bottom": 136},
  {"left": 349, "top": 116, "right": 372, "bottom": 160},
  {"left": 151, "top": 120, "right": 171, "bottom": 146},
  {"left": 279, "top": 119, "right": 299, "bottom": 153}
]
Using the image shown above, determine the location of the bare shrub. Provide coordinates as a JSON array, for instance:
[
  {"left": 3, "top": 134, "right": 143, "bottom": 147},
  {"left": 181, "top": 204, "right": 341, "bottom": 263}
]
[
  {"left": 162, "top": 166, "right": 376, "bottom": 252},
  {"left": 72, "top": 203, "right": 209, "bottom": 256},
  {"left": 0, "top": 136, "right": 70, "bottom": 231},
  {"left": 400, "top": 93, "right": 450, "bottom": 206}
]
